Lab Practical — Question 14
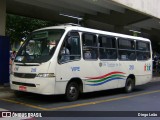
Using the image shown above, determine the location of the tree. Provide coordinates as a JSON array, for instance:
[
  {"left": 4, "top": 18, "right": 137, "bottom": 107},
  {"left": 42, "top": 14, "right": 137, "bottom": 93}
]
[{"left": 6, "top": 14, "right": 55, "bottom": 44}]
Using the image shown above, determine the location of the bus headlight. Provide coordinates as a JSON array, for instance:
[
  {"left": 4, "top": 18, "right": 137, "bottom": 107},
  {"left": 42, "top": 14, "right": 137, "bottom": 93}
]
[{"left": 36, "top": 73, "right": 55, "bottom": 77}]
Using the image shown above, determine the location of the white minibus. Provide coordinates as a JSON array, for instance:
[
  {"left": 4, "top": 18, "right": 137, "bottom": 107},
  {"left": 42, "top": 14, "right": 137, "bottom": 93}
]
[{"left": 10, "top": 24, "right": 152, "bottom": 101}]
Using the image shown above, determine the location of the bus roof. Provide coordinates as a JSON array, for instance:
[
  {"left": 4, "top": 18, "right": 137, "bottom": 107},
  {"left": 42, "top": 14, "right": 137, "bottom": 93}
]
[{"left": 34, "top": 24, "right": 150, "bottom": 42}]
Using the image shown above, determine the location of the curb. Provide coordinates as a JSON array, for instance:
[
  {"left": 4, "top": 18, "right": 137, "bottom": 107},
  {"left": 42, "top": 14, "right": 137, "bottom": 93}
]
[{"left": 151, "top": 77, "right": 160, "bottom": 82}]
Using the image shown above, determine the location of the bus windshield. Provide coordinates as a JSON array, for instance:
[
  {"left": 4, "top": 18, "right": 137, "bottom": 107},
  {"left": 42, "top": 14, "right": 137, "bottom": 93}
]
[{"left": 15, "top": 29, "right": 65, "bottom": 63}]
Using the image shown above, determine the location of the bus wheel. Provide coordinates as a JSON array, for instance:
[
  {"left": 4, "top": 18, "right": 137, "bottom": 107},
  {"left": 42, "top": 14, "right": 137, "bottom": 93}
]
[
  {"left": 124, "top": 78, "right": 135, "bottom": 93},
  {"left": 65, "top": 82, "right": 79, "bottom": 101}
]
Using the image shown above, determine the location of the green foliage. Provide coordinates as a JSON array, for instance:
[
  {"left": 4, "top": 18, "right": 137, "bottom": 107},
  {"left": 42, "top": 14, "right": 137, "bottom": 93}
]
[{"left": 6, "top": 14, "right": 55, "bottom": 44}]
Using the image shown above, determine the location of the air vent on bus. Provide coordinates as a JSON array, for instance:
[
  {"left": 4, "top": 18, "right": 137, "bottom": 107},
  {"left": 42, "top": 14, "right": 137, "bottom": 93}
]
[
  {"left": 12, "top": 81, "right": 36, "bottom": 87},
  {"left": 14, "top": 73, "right": 37, "bottom": 78}
]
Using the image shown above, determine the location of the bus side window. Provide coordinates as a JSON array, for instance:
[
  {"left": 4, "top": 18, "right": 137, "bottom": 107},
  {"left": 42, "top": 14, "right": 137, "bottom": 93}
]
[
  {"left": 136, "top": 41, "right": 150, "bottom": 60},
  {"left": 98, "top": 35, "right": 117, "bottom": 60},
  {"left": 58, "top": 32, "right": 81, "bottom": 63},
  {"left": 118, "top": 38, "right": 136, "bottom": 61},
  {"left": 82, "top": 33, "right": 98, "bottom": 60}
]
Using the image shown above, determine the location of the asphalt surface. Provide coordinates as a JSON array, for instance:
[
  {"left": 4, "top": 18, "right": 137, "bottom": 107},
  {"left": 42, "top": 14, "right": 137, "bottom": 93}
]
[{"left": 0, "top": 78, "right": 160, "bottom": 120}]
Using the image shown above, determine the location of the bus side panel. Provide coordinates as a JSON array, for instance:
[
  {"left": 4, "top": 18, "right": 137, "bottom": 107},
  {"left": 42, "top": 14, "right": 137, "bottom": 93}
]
[
  {"left": 80, "top": 60, "right": 119, "bottom": 92},
  {"left": 55, "top": 61, "right": 83, "bottom": 94},
  {"left": 55, "top": 60, "right": 108, "bottom": 94},
  {"left": 134, "top": 60, "right": 152, "bottom": 85},
  {"left": 83, "top": 60, "right": 124, "bottom": 92},
  {"left": 54, "top": 58, "right": 152, "bottom": 95},
  {"left": 55, "top": 60, "right": 125, "bottom": 94},
  {"left": 117, "top": 60, "right": 152, "bottom": 88}
]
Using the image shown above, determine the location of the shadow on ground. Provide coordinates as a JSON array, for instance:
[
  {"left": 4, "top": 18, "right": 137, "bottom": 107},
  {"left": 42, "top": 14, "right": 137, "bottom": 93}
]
[{"left": 12, "top": 81, "right": 160, "bottom": 104}]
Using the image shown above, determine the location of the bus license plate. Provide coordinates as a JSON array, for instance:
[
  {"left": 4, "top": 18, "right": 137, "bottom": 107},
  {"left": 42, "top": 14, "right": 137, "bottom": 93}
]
[{"left": 19, "top": 86, "right": 27, "bottom": 91}]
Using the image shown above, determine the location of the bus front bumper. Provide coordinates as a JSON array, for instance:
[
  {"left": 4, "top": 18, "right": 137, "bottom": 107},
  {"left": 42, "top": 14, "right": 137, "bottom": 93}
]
[{"left": 10, "top": 74, "right": 56, "bottom": 95}]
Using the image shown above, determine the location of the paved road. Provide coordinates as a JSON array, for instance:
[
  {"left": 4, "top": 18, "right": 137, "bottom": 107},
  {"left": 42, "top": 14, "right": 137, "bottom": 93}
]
[{"left": 0, "top": 81, "right": 160, "bottom": 120}]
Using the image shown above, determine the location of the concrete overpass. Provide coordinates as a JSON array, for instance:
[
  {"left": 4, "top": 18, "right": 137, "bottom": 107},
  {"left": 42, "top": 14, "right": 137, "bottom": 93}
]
[
  {"left": 1, "top": 0, "right": 160, "bottom": 84},
  {"left": 1, "top": 0, "right": 160, "bottom": 41}
]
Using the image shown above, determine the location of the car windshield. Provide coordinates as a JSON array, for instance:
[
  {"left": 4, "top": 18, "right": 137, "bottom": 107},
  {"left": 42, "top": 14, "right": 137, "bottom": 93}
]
[{"left": 15, "top": 29, "right": 65, "bottom": 63}]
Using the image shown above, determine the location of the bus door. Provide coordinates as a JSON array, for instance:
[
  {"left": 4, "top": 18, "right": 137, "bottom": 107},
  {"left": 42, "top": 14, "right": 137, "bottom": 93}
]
[{"left": 55, "top": 31, "right": 81, "bottom": 93}]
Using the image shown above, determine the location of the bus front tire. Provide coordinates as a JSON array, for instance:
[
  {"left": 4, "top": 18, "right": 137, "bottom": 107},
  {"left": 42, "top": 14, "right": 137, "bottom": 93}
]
[
  {"left": 65, "top": 82, "right": 79, "bottom": 101},
  {"left": 124, "top": 78, "right": 135, "bottom": 93}
]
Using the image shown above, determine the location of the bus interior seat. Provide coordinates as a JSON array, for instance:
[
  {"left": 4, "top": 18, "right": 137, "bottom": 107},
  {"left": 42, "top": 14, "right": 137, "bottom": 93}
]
[
  {"left": 137, "top": 54, "right": 143, "bottom": 60},
  {"left": 129, "top": 53, "right": 135, "bottom": 60},
  {"left": 41, "top": 48, "right": 49, "bottom": 55},
  {"left": 110, "top": 51, "right": 117, "bottom": 59},
  {"left": 91, "top": 50, "right": 97, "bottom": 59}
]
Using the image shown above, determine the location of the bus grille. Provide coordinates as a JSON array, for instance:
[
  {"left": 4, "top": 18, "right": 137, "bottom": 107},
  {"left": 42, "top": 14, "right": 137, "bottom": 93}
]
[
  {"left": 14, "top": 73, "right": 36, "bottom": 78},
  {"left": 12, "top": 81, "right": 36, "bottom": 87}
]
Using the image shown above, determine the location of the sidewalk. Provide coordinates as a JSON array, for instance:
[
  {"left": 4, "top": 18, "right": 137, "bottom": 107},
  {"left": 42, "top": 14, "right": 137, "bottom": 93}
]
[
  {"left": 0, "top": 85, "right": 14, "bottom": 98},
  {"left": 0, "top": 77, "right": 160, "bottom": 99},
  {"left": 152, "top": 72, "right": 160, "bottom": 82},
  {"left": 152, "top": 76, "right": 160, "bottom": 82}
]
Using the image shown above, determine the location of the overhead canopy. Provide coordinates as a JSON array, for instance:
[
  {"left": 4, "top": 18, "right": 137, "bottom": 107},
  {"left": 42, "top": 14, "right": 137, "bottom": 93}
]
[{"left": 6, "top": 0, "right": 160, "bottom": 40}]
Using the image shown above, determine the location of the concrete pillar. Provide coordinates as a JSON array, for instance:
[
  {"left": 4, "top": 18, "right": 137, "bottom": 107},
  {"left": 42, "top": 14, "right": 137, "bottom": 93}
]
[{"left": 0, "top": 0, "right": 6, "bottom": 36}]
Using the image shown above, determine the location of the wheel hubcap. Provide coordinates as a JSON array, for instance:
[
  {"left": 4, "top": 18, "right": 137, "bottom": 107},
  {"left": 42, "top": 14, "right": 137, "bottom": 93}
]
[
  {"left": 127, "top": 81, "right": 132, "bottom": 91},
  {"left": 69, "top": 86, "right": 77, "bottom": 97}
]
